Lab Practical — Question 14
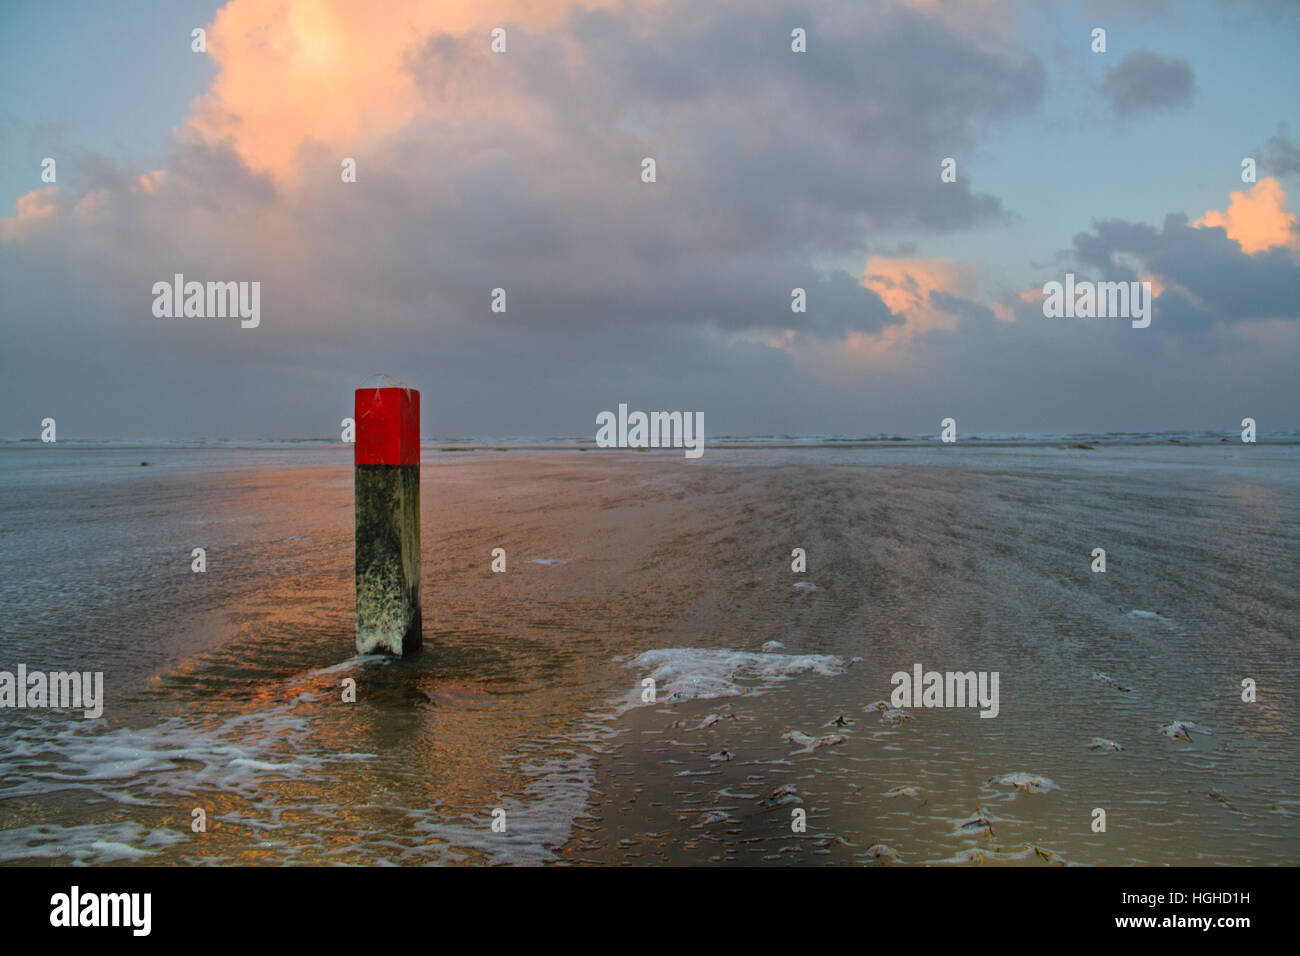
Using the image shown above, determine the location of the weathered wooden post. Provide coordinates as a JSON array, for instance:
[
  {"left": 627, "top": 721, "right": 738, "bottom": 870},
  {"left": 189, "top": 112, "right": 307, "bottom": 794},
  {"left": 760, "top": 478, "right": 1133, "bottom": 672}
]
[{"left": 354, "top": 383, "right": 421, "bottom": 655}]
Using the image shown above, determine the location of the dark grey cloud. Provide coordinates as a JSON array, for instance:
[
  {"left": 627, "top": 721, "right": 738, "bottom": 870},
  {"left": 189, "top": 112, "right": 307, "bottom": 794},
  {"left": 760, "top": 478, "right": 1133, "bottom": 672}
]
[
  {"left": 929, "top": 290, "right": 997, "bottom": 328},
  {"left": 1258, "top": 123, "right": 1300, "bottom": 177},
  {"left": 1100, "top": 50, "right": 1196, "bottom": 118},
  {"left": 1053, "top": 0, "right": 1298, "bottom": 24},
  {"left": 1060, "top": 213, "right": 1300, "bottom": 332}
]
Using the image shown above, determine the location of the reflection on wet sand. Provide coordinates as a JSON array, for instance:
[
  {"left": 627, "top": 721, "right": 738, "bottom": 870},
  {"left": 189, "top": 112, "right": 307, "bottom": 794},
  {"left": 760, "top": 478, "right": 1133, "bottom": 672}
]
[{"left": 0, "top": 443, "right": 1297, "bottom": 865}]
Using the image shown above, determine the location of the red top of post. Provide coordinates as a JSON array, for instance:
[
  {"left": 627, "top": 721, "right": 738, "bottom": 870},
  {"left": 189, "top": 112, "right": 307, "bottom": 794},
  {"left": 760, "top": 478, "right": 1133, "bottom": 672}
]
[{"left": 355, "top": 387, "right": 420, "bottom": 465}]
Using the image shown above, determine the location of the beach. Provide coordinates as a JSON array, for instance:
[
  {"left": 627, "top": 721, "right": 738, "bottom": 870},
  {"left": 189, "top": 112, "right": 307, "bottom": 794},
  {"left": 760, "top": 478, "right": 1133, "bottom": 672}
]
[{"left": 1, "top": 440, "right": 1297, "bottom": 865}]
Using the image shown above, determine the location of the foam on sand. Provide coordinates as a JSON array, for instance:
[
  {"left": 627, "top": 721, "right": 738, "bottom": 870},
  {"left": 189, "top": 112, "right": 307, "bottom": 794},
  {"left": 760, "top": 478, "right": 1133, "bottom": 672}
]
[
  {"left": 0, "top": 656, "right": 392, "bottom": 864},
  {"left": 619, "top": 647, "right": 851, "bottom": 711},
  {"left": 883, "top": 785, "right": 922, "bottom": 799},
  {"left": 405, "top": 735, "right": 601, "bottom": 865},
  {"left": 0, "top": 822, "right": 187, "bottom": 865},
  {"left": 987, "top": 772, "right": 1059, "bottom": 794},
  {"left": 782, "top": 730, "right": 847, "bottom": 755},
  {"left": 1160, "top": 719, "right": 1213, "bottom": 742},
  {"left": 400, "top": 644, "right": 844, "bottom": 864}
]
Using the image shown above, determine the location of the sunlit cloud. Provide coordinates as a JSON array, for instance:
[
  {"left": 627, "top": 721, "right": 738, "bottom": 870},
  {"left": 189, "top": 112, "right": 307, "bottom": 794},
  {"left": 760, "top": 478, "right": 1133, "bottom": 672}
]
[
  {"left": 188, "top": 0, "right": 633, "bottom": 180},
  {"left": 859, "top": 256, "right": 981, "bottom": 340},
  {"left": 1194, "top": 177, "right": 1300, "bottom": 255},
  {"left": 0, "top": 186, "right": 62, "bottom": 241}
]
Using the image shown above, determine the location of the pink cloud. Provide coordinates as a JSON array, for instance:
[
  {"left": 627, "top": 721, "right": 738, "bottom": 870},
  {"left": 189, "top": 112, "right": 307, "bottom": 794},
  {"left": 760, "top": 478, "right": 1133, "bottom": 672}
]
[{"left": 1194, "top": 177, "right": 1299, "bottom": 255}]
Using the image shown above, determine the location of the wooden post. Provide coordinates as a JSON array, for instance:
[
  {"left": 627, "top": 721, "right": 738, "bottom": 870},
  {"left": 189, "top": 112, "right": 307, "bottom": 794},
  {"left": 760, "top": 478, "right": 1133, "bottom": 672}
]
[{"left": 354, "top": 384, "right": 421, "bottom": 656}]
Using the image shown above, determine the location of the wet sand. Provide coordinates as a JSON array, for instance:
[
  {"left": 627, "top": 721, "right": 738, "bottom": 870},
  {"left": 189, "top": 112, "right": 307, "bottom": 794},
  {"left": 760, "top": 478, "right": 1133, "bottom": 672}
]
[{"left": 0, "top": 443, "right": 1297, "bottom": 864}]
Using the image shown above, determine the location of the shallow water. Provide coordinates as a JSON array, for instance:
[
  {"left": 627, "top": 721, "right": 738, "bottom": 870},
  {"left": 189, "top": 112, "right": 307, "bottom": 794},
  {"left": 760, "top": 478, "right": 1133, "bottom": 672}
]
[{"left": 1, "top": 442, "right": 1297, "bottom": 865}]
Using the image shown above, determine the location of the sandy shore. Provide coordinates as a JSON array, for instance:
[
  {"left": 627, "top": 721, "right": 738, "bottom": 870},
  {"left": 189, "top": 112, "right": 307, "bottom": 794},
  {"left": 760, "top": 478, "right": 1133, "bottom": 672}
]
[{"left": 1, "top": 443, "right": 1297, "bottom": 864}]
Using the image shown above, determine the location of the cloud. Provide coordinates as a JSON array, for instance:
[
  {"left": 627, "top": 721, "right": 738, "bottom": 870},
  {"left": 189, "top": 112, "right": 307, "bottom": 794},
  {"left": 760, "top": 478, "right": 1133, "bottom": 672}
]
[
  {"left": 859, "top": 257, "right": 985, "bottom": 344},
  {"left": 1257, "top": 122, "right": 1300, "bottom": 178},
  {"left": 1194, "top": 177, "right": 1300, "bottom": 254},
  {"left": 1057, "top": 183, "right": 1300, "bottom": 332},
  {"left": 1, "top": 0, "right": 1296, "bottom": 439},
  {"left": 1100, "top": 50, "right": 1196, "bottom": 118},
  {"left": 0, "top": 186, "right": 62, "bottom": 241},
  {"left": 188, "top": 0, "right": 638, "bottom": 180},
  {"left": 929, "top": 289, "right": 999, "bottom": 326},
  {"left": 1, "top": 0, "right": 1050, "bottom": 437}
]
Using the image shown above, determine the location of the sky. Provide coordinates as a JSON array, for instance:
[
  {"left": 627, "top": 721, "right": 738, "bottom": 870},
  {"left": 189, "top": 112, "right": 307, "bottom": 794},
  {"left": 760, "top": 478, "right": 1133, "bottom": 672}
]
[{"left": 1, "top": 0, "right": 1298, "bottom": 439}]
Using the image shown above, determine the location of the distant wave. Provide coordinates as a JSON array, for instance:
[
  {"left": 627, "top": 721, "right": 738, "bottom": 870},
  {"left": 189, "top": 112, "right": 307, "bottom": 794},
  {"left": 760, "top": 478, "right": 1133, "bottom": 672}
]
[{"left": 3, "top": 430, "right": 1298, "bottom": 447}]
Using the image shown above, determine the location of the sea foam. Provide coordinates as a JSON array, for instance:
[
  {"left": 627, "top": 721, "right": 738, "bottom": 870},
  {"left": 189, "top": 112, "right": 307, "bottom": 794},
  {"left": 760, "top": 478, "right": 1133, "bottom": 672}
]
[{"left": 619, "top": 647, "right": 851, "bottom": 711}]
